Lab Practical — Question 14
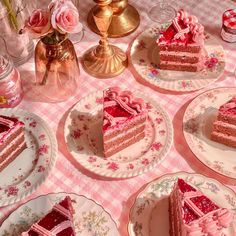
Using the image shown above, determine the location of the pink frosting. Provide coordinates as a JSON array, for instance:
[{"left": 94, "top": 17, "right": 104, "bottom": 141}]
[
  {"left": 180, "top": 189, "right": 234, "bottom": 235},
  {"left": 103, "top": 87, "right": 147, "bottom": 128},
  {"left": 175, "top": 9, "right": 204, "bottom": 44}
]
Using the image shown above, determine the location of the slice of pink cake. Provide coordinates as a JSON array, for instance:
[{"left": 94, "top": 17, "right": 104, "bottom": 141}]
[
  {"left": 0, "top": 115, "right": 27, "bottom": 171},
  {"left": 20, "top": 196, "right": 76, "bottom": 236},
  {"left": 169, "top": 178, "right": 233, "bottom": 236},
  {"left": 211, "top": 97, "right": 236, "bottom": 148},
  {"left": 156, "top": 9, "right": 205, "bottom": 72},
  {"left": 102, "top": 87, "right": 147, "bottom": 157}
]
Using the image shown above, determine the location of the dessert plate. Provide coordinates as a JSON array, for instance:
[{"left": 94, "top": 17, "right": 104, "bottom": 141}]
[
  {"left": 0, "top": 192, "right": 119, "bottom": 235},
  {"left": 128, "top": 172, "right": 236, "bottom": 236},
  {"left": 130, "top": 24, "right": 225, "bottom": 92},
  {"left": 64, "top": 90, "right": 173, "bottom": 178},
  {"left": 0, "top": 109, "right": 57, "bottom": 207},
  {"left": 183, "top": 87, "right": 236, "bottom": 178}
]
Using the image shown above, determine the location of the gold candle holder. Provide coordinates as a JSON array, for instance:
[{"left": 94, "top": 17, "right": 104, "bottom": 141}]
[
  {"left": 82, "top": 0, "right": 128, "bottom": 78},
  {"left": 87, "top": 0, "right": 140, "bottom": 38}
]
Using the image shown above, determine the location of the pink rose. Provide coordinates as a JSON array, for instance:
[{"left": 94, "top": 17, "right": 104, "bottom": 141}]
[
  {"left": 25, "top": 9, "right": 52, "bottom": 37},
  {"left": 51, "top": 1, "right": 83, "bottom": 34}
]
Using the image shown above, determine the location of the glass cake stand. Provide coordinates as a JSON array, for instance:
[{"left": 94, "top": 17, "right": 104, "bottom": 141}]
[{"left": 149, "top": 0, "right": 176, "bottom": 24}]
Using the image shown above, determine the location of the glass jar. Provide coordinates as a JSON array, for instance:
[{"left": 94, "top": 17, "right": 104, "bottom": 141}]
[
  {"left": 35, "top": 36, "right": 80, "bottom": 102},
  {"left": 0, "top": 55, "right": 23, "bottom": 108},
  {"left": 0, "top": 0, "right": 34, "bottom": 66}
]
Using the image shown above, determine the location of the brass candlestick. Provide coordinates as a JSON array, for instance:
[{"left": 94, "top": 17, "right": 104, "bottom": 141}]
[
  {"left": 82, "top": 0, "right": 127, "bottom": 78},
  {"left": 87, "top": 0, "right": 140, "bottom": 38}
]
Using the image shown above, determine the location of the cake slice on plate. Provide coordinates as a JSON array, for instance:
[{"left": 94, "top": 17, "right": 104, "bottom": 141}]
[
  {"left": 102, "top": 87, "right": 147, "bottom": 157},
  {"left": 156, "top": 9, "right": 205, "bottom": 72},
  {"left": 20, "top": 196, "right": 76, "bottom": 236},
  {"left": 0, "top": 115, "right": 27, "bottom": 172},
  {"left": 211, "top": 96, "right": 236, "bottom": 148},
  {"left": 169, "top": 178, "right": 233, "bottom": 236}
]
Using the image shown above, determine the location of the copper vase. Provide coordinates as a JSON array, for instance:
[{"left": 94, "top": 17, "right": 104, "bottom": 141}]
[{"left": 35, "top": 37, "right": 80, "bottom": 102}]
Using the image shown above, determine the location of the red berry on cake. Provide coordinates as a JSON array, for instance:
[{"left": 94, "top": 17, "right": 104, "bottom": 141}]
[
  {"left": 102, "top": 87, "right": 147, "bottom": 158},
  {"left": 156, "top": 9, "right": 205, "bottom": 72},
  {"left": 20, "top": 196, "right": 76, "bottom": 235},
  {"left": 169, "top": 178, "right": 233, "bottom": 236},
  {"left": 211, "top": 96, "right": 236, "bottom": 148},
  {"left": 0, "top": 115, "right": 27, "bottom": 172}
]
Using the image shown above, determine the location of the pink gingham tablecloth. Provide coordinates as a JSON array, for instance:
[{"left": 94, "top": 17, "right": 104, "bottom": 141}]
[{"left": 1, "top": 0, "right": 236, "bottom": 235}]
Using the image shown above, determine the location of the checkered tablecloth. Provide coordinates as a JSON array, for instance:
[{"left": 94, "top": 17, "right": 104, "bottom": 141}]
[{"left": 1, "top": 0, "right": 236, "bottom": 235}]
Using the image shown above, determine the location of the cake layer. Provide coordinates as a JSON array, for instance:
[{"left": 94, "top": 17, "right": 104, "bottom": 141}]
[
  {"left": 104, "top": 131, "right": 145, "bottom": 157},
  {"left": 158, "top": 44, "right": 200, "bottom": 53},
  {"left": 0, "top": 140, "right": 26, "bottom": 172},
  {"left": 218, "top": 113, "right": 236, "bottom": 126},
  {"left": 103, "top": 115, "right": 146, "bottom": 141},
  {"left": 159, "top": 63, "right": 198, "bottom": 72},
  {"left": 212, "top": 121, "right": 236, "bottom": 137},
  {"left": 22, "top": 196, "right": 76, "bottom": 236},
  {"left": 0, "top": 126, "right": 24, "bottom": 152},
  {"left": 159, "top": 54, "right": 199, "bottom": 64},
  {"left": 104, "top": 124, "right": 145, "bottom": 151},
  {"left": 211, "top": 131, "right": 236, "bottom": 148}
]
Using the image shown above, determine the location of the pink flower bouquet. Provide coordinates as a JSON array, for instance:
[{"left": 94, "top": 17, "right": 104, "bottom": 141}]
[{"left": 24, "top": 0, "right": 83, "bottom": 42}]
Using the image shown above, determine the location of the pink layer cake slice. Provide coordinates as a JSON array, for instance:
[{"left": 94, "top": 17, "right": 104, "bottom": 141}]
[
  {"left": 102, "top": 87, "right": 147, "bottom": 157},
  {"left": 211, "top": 97, "right": 236, "bottom": 148},
  {"left": 0, "top": 115, "right": 27, "bottom": 171},
  {"left": 169, "top": 178, "right": 233, "bottom": 236},
  {"left": 20, "top": 196, "right": 76, "bottom": 236},
  {"left": 156, "top": 9, "right": 205, "bottom": 72}
]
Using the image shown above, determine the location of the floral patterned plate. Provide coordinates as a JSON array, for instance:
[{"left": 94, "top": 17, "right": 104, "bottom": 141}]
[
  {"left": 0, "top": 109, "right": 57, "bottom": 207},
  {"left": 183, "top": 87, "right": 236, "bottom": 178},
  {"left": 130, "top": 24, "right": 225, "bottom": 92},
  {"left": 128, "top": 172, "right": 236, "bottom": 236},
  {"left": 64, "top": 90, "right": 173, "bottom": 178},
  {"left": 0, "top": 192, "right": 119, "bottom": 236}
]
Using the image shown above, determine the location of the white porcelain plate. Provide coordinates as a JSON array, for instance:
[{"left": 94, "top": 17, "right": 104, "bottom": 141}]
[
  {"left": 128, "top": 172, "right": 236, "bottom": 236},
  {"left": 0, "top": 192, "right": 119, "bottom": 236},
  {"left": 0, "top": 109, "right": 57, "bottom": 207},
  {"left": 64, "top": 90, "right": 173, "bottom": 178},
  {"left": 183, "top": 87, "right": 236, "bottom": 178},
  {"left": 130, "top": 24, "right": 225, "bottom": 92}
]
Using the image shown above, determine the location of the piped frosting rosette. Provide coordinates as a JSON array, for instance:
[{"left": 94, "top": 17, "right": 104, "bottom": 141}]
[{"left": 103, "top": 87, "right": 147, "bottom": 127}]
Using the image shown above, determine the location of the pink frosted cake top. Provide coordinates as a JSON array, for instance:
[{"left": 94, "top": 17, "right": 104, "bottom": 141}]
[
  {"left": 103, "top": 87, "right": 147, "bottom": 131},
  {"left": 0, "top": 115, "right": 24, "bottom": 144},
  {"left": 157, "top": 9, "right": 205, "bottom": 46},
  {"left": 219, "top": 97, "right": 236, "bottom": 117},
  {"left": 176, "top": 179, "right": 233, "bottom": 235}
]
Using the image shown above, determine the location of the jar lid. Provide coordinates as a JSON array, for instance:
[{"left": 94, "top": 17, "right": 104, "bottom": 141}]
[
  {"left": 0, "top": 55, "right": 13, "bottom": 80},
  {"left": 222, "top": 9, "right": 236, "bottom": 30}
]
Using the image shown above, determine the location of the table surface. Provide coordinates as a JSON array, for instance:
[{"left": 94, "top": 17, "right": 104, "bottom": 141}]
[{"left": 1, "top": 0, "right": 236, "bottom": 235}]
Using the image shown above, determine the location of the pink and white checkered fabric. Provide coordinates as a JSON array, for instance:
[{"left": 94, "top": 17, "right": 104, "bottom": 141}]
[
  {"left": 1, "top": 0, "right": 236, "bottom": 235},
  {"left": 223, "top": 8, "right": 236, "bottom": 29}
]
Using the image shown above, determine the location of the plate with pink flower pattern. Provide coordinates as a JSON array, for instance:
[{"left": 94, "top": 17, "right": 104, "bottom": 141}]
[
  {"left": 0, "top": 192, "right": 119, "bottom": 236},
  {"left": 130, "top": 24, "right": 225, "bottom": 92},
  {"left": 183, "top": 87, "right": 236, "bottom": 179},
  {"left": 128, "top": 172, "right": 236, "bottom": 236},
  {"left": 0, "top": 109, "right": 57, "bottom": 207},
  {"left": 64, "top": 90, "right": 173, "bottom": 178}
]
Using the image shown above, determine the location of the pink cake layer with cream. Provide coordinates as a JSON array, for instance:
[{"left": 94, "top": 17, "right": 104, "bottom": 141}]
[
  {"left": 169, "top": 178, "right": 233, "bottom": 236},
  {"left": 0, "top": 115, "right": 26, "bottom": 171},
  {"left": 102, "top": 87, "right": 147, "bottom": 157},
  {"left": 156, "top": 9, "right": 205, "bottom": 72},
  {"left": 211, "top": 97, "right": 236, "bottom": 148},
  {"left": 20, "top": 196, "right": 76, "bottom": 236}
]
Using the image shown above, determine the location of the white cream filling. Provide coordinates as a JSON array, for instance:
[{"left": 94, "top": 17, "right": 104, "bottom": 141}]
[
  {"left": 104, "top": 114, "right": 146, "bottom": 136},
  {"left": 105, "top": 131, "right": 144, "bottom": 152},
  {"left": 0, "top": 132, "right": 25, "bottom": 156},
  {"left": 105, "top": 123, "right": 145, "bottom": 144},
  {"left": 0, "top": 139, "right": 26, "bottom": 169},
  {"left": 160, "top": 51, "right": 201, "bottom": 57}
]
